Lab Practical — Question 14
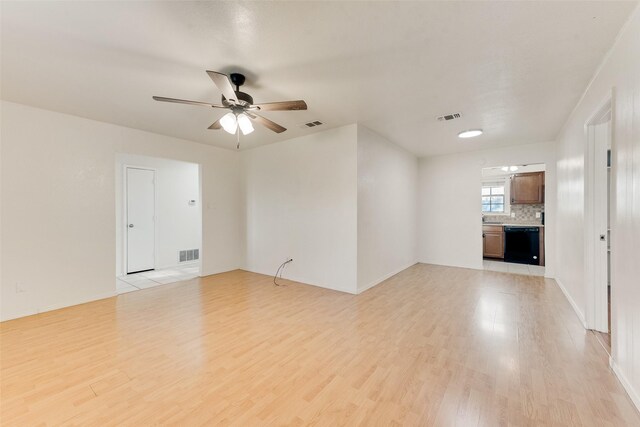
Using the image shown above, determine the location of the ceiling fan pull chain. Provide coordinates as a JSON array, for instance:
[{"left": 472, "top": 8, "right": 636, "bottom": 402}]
[{"left": 237, "top": 126, "right": 240, "bottom": 150}]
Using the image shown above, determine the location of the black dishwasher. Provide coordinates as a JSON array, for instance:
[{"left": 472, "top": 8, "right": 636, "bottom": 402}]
[{"left": 504, "top": 227, "right": 540, "bottom": 265}]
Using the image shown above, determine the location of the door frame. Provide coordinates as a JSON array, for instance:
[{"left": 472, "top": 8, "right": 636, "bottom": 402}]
[
  {"left": 583, "top": 90, "right": 614, "bottom": 333},
  {"left": 123, "top": 165, "right": 157, "bottom": 275}
]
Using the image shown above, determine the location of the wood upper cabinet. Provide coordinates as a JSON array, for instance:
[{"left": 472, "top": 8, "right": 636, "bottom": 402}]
[
  {"left": 510, "top": 172, "right": 544, "bottom": 204},
  {"left": 483, "top": 225, "right": 504, "bottom": 259}
]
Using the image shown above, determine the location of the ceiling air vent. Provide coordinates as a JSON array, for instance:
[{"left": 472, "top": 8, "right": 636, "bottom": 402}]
[
  {"left": 302, "top": 120, "right": 324, "bottom": 128},
  {"left": 436, "top": 113, "right": 462, "bottom": 121}
]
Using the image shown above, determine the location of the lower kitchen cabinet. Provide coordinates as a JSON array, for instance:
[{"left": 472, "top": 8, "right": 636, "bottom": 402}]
[{"left": 483, "top": 225, "right": 504, "bottom": 259}]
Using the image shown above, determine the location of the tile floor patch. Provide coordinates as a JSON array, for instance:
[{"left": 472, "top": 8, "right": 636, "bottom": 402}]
[
  {"left": 116, "top": 265, "right": 200, "bottom": 294},
  {"left": 483, "top": 260, "right": 545, "bottom": 277}
]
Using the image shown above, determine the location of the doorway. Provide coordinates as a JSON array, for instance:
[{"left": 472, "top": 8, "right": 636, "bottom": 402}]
[
  {"left": 481, "top": 163, "right": 546, "bottom": 277},
  {"left": 115, "top": 154, "right": 202, "bottom": 294},
  {"left": 585, "top": 95, "right": 612, "bottom": 350},
  {"left": 126, "top": 167, "right": 156, "bottom": 274}
]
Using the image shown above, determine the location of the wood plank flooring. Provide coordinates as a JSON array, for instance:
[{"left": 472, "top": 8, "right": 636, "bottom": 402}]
[{"left": 1, "top": 264, "right": 639, "bottom": 426}]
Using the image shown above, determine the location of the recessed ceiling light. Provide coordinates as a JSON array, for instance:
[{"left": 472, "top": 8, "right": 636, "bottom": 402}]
[{"left": 458, "top": 129, "right": 483, "bottom": 139}]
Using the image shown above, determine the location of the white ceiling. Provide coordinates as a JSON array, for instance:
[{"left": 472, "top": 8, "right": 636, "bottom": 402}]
[{"left": 1, "top": 1, "right": 636, "bottom": 156}]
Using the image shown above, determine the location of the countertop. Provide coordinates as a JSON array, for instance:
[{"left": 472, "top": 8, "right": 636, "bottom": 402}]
[{"left": 483, "top": 223, "right": 544, "bottom": 227}]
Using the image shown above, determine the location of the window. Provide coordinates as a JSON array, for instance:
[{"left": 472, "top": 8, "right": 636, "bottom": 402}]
[{"left": 482, "top": 183, "right": 505, "bottom": 213}]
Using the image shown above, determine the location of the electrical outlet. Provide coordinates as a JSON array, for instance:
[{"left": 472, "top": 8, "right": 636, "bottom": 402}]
[
  {"left": 535, "top": 212, "right": 541, "bottom": 218},
  {"left": 15, "top": 282, "right": 27, "bottom": 293},
  {"left": 511, "top": 212, "right": 516, "bottom": 218}
]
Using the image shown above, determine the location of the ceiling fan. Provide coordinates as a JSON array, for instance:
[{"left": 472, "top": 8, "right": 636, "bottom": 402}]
[{"left": 153, "top": 71, "right": 307, "bottom": 147}]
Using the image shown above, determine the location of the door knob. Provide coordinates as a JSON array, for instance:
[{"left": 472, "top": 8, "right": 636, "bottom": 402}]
[
  {"left": 600, "top": 234, "right": 606, "bottom": 241},
  {"left": 128, "top": 224, "right": 134, "bottom": 228}
]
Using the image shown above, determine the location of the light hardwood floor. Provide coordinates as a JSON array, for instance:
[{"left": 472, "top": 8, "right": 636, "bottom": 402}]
[{"left": 1, "top": 264, "right": 638, "bottom": 426}]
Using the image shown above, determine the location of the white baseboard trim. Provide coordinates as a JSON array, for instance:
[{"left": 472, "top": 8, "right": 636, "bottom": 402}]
[
  {"left": 554, "top": 278, "right": 587, "bottom": 328},
  {"left": 1, "top": 290, "right": 117, "bottom": 322},
  {"left": 610, "top": 357, "right": 640, "bottom": 414},
  {"left": 357, "top": 261, "right": 418, "bottom": 294},
  {"left": 40, "top": 291, "right": 116, "bottom": 314},
  {"left": 417, "top": 259, "right": 484, "bottom": 271},
  {"left": 241, "top": 267, "right": 357, "bottom": 294}
]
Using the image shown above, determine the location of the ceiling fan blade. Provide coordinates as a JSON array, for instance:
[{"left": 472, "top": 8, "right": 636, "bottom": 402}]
[
  {"left": 206, "top": 71, "right": 238, "bottom": 104},
  {"left": 152, "top": 96, "right": 225, "bottom": 108},
  {"left": 247, "top": 112, "right": 286, "bottom": 133},
  {"left": 253, "top": 100, "right": 307, "bottom": 111},
  {"left": 208, "top": 118, "right": 222, "bottom": 130}
]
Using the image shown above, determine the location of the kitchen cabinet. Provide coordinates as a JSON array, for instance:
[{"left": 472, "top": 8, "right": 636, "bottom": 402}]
[
  {"left": 483, "top": 225, "right": 504, "bottom": 259},
  {"left": 510, "top": 172, "right": 544, "bottom": 204}
]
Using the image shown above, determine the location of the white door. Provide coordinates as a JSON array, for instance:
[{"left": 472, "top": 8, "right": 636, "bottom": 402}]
[
  {"left": 126, "top": 168, "right": 155, "bottom": 273},
  {"left": 593, "top": 121, "right": 610, "bottom": 332}
]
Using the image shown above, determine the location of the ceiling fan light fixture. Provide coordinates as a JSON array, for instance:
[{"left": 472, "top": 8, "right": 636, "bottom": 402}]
[
  {"left": 237, "top": 113, "right": 254, "bottom": 135},
  {"left": 220, "top": 112, "right": 238, "bottom": 134},
  {"left": 458, "top": 129, "right": 483, "bottom": 139},
  {"left": 154, "top": 71, "right": 306, "bottom": 141}
]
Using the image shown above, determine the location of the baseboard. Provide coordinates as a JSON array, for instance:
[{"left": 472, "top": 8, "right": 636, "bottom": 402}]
[
  {"left": 241, "top": 267, "right": 358, "bottom": 294},
  {"left": 1, "top": 290, "right": 117, "bottom": 322},
  {"left": 417, "top": 259, "right": 484, "bottom": 271},
  {"left": 357, "top": 261, "right": 418, "bottom": 294},
  {"left": 610, "top": 357, "right": 640, "bottom": 414},
  {"left": 554, "top": 278, "right": 587, "bottom": 328}
]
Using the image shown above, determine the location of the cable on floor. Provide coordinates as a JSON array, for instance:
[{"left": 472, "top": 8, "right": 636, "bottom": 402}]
[{"left": 274, "top": 258, "right": 293, "bottom": 286}]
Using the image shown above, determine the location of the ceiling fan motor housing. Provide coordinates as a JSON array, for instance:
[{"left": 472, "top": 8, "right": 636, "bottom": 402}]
[
  {"left": 221, "top": 72, "right": 253, "bottom": 107},
  {"left": 223, "top": 91, "right": 253, "bottom": 107}
]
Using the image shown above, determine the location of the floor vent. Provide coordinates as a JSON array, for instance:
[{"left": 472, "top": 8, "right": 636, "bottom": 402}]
[
  {"left": 436, "top": 112, "right": 462, "bottom": 121},
  {"left": 179, "top": 249, "right": 200, "bottom": 263}
]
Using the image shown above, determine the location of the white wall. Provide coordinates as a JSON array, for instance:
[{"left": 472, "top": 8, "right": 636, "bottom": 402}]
[
  {"left": 115, "top": 154, "right": 201, "bottom": 275},
  {"left": 555, "top": 6, "right": 640, "bottom": 410},
  {"left": 418, "top": 141, "right": 557, "bottom": 276},
  {"left": 357, "top": 125, "right": 418, "bottom": 292},
  {"left": 242, "top": 125, "right": 358, "bottom": 293},
  {"left": 0, "top": 101, "right": 243, "bottom": 321}
]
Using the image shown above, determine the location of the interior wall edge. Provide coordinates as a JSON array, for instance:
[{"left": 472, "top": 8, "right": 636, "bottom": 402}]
[
  {"left": 357, "top": 261, "right": 419, "bottom": 294},
  {"left": 356, "top": 124, "right": 419, "bottom": 292},
  {"left": 553, "top": 5, "right": 640, "bottom": 413}
]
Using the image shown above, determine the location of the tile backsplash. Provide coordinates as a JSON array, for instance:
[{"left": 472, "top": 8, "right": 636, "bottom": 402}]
[{"left": 483, "top": 204, "right": 544, "bottom": 224}]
